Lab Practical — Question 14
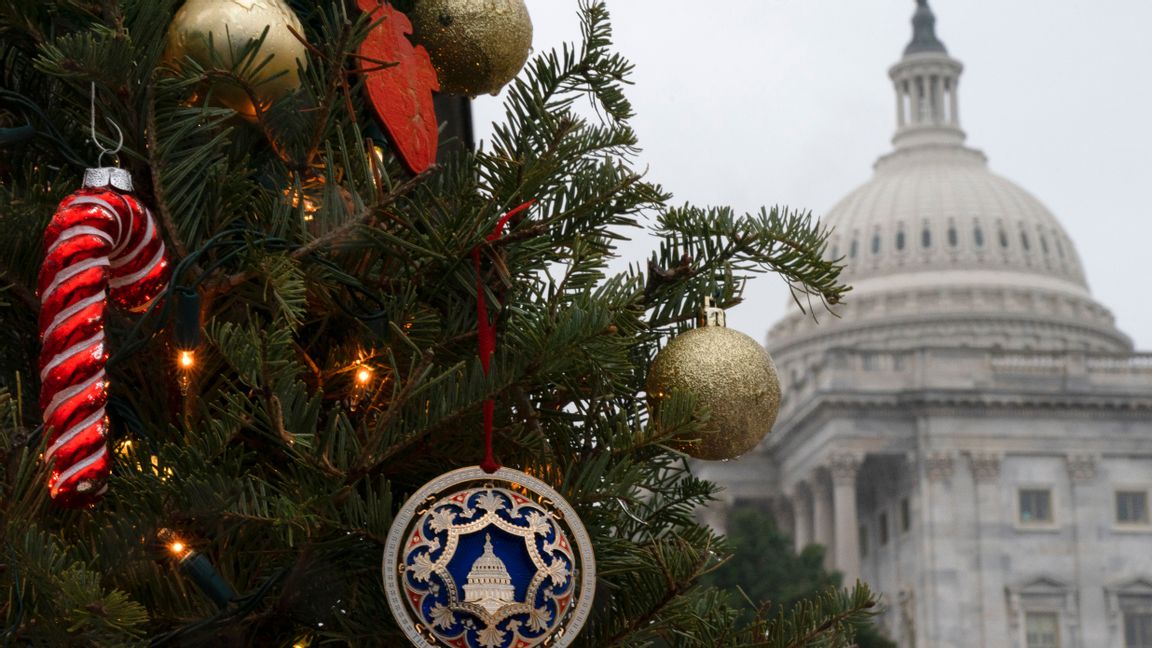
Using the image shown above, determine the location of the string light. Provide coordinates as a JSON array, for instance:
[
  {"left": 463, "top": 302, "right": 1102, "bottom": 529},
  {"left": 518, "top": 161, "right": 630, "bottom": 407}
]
[
  {"left": 368, "top": 141, "right": 388, "bottom": 192},
  {"left": 157, "top": 528, "right": 236, "bottom": 608},
  {"left": 284, "top": 173, "right": 323, "bottom": 222},
  {"left": 116, "top": 440, "right": 174, "bottom": 479},
  {"left": 159, "top": 528, "right": 192, "bottom": 559},
  {"left": 286, "top": 187, "right": 320, "bottom": 221},
  {"left": 349, "top": 361, "right": 375, "bottom": 410},
  {"left": 176, "top": 349, "right": 196, "bottom": 394},
  {"left": 173, "top": 287, "right": 202, "bottom": 396}
]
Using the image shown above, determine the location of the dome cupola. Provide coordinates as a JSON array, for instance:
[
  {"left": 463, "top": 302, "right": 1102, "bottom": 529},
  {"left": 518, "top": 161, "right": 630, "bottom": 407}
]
[{"left": 890, "top": 0, "right": 965, "bottom": 150}]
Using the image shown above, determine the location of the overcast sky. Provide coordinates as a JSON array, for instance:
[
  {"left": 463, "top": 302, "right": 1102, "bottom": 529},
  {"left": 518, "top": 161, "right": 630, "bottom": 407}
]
[{"left": 471, "top": 1, "right": 1152, "bottom": 351}]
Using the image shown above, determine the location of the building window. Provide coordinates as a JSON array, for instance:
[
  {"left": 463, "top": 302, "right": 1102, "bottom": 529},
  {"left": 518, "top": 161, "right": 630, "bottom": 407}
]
[
  {"left": 879, "top": 512, "right": 890, "bottom": 546},
  {"left": 974, "top": 225, "right": 985, "bottom": 247},
  {"left": 872, "top": 233, "right": 881, "bottom": 254},
  {"left": 1040, "top": 234, "right": 1049, "bottom": 254},
  {"left": 1126, "top": 612, "right": 1152, "bottom": 648},
  {"left": 850, "top": 239, "right": 858, "bottom": 258},
  {"left": 947, "top": 226, "right": 957, "bottom": 247},
  {"left": 1117, "top": 491, "right": 1150, "bottom": 525},
  {"left": 1021, "top": 231, "right": 1031, "bottom": 250},
  {"left": 896, "top": 230, "right": 906, "bottom": 250},
  {"left": 1019, "top": 489, "right": 1053, "bottom": 524},
  {"left": 1025, "top": 611, "right": 1061, "bottom": 648},
  {"left": 859, "top": 525, "right": 869, "bottom": 557},
  {"left": 1000, "top": 229, "right": 1010, "bottom": 248},
  {"left": 923, "top": 228, "right": 932, "bottom": 248},
  {"left": 900, "top": 497, "right": 911, "bottom": 532}
]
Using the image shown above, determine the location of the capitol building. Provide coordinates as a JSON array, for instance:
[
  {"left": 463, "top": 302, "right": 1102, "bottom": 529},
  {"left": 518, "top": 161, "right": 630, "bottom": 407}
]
[
  {"left": 463, "top": 534, "right": 517, "bottom": 615},
  {"left": 700, "top": 1, "right": 1152, "bottom": 646}
]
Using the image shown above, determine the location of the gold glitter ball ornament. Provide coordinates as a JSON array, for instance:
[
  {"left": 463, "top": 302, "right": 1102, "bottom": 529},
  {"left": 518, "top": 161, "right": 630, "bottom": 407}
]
[
  {"left": 408, "top": 0, "right": 533, "bottom": 96},
  {"left": 164, "top": 0, "right": 307, "bottom": 118},
  {"left": 646, "top": 301, "right": 782, "bottom": 461}
]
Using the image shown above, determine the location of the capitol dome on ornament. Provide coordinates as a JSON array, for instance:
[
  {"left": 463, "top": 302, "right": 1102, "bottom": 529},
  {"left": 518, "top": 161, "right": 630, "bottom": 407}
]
[{"left": 463, "top": 534, "right": 517, "bottom": 614}]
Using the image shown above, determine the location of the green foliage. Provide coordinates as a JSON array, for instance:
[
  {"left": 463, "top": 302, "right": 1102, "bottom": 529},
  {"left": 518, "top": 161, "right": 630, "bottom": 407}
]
[
  {"left": 707, "top": 507, "right": 896, "bottom": 648},
  {"left": 753, "top": 583, "right": 884, "bottom": 648},
  {"left": 707, "top": 508, "right": 839, "bottom": 617},
  {"left": 0, "top": 0, "right": 858, "bottom": 645}
]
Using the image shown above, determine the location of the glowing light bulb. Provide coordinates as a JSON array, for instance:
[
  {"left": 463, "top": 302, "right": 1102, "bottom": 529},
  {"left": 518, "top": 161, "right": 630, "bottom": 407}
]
[
  {"left": 159, "top": 528, "right": 192, "bottom": 559},
  {"left": 285, "top": 187, "right": 320, "bottom": 220},
  {"left": 349, "top": 363, "right": 375, "bottom": 410},
  {"left": 176, "top": 349, "right": 197, "bottom": 395}
]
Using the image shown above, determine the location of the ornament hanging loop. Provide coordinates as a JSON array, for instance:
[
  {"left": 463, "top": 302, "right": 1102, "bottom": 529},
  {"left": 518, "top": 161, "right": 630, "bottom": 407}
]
[{"left": 90, "top": 82, "right": 124, "bottom": 167}]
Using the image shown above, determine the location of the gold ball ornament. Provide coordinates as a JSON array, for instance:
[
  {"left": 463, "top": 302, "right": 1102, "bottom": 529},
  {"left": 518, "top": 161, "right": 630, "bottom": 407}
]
[
  {"left": 408, "top": 0, "right": 533, "bottom": 96},
  {"left": 164, "top": 0, "right": 308, "bottom": 118},
  {"left": 646, "top": 301, "right": 782, "bottom": 461}
]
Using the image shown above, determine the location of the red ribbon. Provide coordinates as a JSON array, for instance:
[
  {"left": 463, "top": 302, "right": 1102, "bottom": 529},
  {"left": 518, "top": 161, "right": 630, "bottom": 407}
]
[{"left": 473, "top": 200, "right": 534, "bottom": 473}]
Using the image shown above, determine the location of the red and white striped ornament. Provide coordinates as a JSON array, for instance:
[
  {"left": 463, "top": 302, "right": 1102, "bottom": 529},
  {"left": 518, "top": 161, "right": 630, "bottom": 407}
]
[{"left": 37, "top": 167, "right": 170, "bottom": 507}]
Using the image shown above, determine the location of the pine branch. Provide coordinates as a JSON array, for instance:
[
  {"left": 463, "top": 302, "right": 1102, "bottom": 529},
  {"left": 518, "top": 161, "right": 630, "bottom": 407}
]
[
  {"left": 285, "top": 23, "right": 348, "bottom": 171},
  {"left": 752, "top": 583, "right": 880, "bottom": 648},
  {"left": 345, "top": 348, "right": 436, "bottom": 479},
  {"left": 0, "top": 269, "right": 38, "bottom": 314},
  {"left": 598, "top": 533, "right": 716, "bottom": 646},
  {"left": 205, "top": 167, "right": 435, "bottom": 297},
  {"left": 144, "top": 80, "right": 191, "bottom": 261}
]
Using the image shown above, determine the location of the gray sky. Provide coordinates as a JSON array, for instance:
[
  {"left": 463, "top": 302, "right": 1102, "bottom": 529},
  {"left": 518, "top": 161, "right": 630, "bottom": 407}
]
[{"left": 472, "top": 1, "right": 1152, "bottom": 350}]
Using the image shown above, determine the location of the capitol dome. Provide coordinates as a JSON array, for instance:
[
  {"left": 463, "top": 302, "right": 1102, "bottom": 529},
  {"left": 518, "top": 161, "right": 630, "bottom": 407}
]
[
  {"left": 463, "top": 533, "right": 517, "bottom": 614},
  {"left": 768, "top": 0, "right": 1130, "bottom": 357},
  {"left": 826, "top": 148, "right": 1087, "bottom": 295}
]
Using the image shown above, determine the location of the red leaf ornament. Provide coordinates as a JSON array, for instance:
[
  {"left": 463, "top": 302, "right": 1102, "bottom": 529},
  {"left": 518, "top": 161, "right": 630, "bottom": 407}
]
[{"left": 357, "top": 1, "right": 440, "bottom": 174}]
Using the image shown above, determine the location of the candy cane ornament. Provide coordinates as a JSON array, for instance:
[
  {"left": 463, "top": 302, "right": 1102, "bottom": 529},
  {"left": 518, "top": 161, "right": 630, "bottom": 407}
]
[{"left": 38, "top": 168, "right": 170, "bottom": 507}]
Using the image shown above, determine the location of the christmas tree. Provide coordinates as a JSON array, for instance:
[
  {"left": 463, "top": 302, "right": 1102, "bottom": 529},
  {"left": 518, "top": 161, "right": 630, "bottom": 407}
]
[{"left": 1, "top": 0, "right": 878, "bottom": 645}]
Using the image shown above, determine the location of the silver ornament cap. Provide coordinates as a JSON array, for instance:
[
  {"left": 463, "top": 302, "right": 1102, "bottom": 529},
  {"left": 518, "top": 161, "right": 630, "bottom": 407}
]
[
  {"left": 698, "top": 295, "right": 727, "bottom": 327},
  {"left": 82, "top": 167, "right": 133, "bottom": 192}
]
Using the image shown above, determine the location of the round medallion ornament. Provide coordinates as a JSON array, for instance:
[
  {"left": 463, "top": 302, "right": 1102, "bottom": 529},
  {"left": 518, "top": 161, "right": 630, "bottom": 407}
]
[{"left": 383, "top": 466, "right": 595, "bottom": 648}]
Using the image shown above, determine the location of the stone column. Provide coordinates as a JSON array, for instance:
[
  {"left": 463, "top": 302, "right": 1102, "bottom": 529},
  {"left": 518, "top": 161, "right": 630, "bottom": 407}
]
[
  {"left": 921, "top": 450, "right": 955, "bottom": 648},
  {"left": 913, "top": 76, "right": 925, "bottom": 123},
  {"left": 895, "top": 78, "right": 907, "bottom": 127},
  {"left": 1067, "top": 454, "right": 1105, "bottom": 647},
  {"left": 931, "top": 75, "right": 944, "bottom": 123},
  {"left": 792, "top": 484, "right": 813, "bottom": 551},
  {"left": 811, "top": 476, "right": 835, "bottom": 571},
  {"left": 830, "top": 453, "right": 863, "bottom": 585},
  {"left": 949, "top": 76, "right": 960, "bottom": 125},
  {"left": 970, "top": 452, "right": 1008, "bottom": 648}
]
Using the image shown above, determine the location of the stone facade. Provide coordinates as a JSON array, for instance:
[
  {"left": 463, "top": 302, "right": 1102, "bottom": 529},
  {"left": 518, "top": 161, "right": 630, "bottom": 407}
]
[{"left": 698, "top": 3, "right": 1152, "bottom": 647}]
